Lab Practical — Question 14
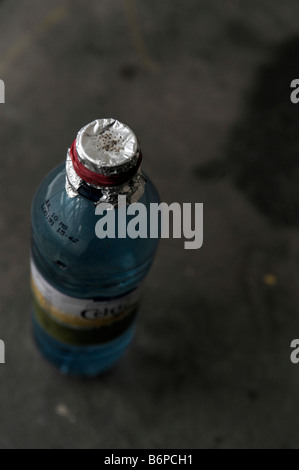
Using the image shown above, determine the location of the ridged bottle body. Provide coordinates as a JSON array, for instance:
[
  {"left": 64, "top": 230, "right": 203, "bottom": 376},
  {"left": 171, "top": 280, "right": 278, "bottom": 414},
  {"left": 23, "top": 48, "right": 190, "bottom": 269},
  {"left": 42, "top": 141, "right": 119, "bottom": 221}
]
[{"left": 31, "top": 163, "right": 160, "bottom": 376}]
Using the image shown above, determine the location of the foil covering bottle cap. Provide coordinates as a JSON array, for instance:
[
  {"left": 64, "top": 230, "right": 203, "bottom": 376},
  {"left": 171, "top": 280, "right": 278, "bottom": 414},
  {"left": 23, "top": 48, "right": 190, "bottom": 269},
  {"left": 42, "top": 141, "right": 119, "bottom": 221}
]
[
  {"left": 76, "top": 118, "right": 140, "bottom": 175},
  {"left": 66, "top": 119, "right": 145, "bottom": 205}
]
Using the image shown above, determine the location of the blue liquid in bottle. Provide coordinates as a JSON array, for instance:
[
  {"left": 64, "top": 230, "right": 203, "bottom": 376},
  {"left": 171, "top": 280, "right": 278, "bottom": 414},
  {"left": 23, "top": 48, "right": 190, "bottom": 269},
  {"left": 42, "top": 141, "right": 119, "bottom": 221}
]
[{"left": 31, "top": 119, "right": 160, "bottom": 377}]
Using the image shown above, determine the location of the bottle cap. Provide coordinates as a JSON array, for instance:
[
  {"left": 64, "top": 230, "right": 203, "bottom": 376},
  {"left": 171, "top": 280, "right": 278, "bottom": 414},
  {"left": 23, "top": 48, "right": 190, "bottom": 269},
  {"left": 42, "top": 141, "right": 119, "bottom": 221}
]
[
  {"left": 66, "top": 119, "right": 145, "bottom": 204},
  {"left": 77, "top": 119, "right": 140, "bottom": 174}
]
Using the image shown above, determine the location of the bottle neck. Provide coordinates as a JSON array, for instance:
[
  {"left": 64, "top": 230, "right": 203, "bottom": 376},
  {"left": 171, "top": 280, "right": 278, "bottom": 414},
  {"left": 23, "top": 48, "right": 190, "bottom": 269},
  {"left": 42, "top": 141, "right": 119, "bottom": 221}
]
[{"left": 65, "top": 147, "right": 146, "bottom": 205}]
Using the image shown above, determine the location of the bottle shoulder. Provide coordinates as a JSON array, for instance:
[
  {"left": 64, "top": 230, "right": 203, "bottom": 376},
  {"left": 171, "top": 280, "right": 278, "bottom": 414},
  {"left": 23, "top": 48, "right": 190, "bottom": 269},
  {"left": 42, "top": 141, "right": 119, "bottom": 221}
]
[
  {"left": 32, "top": 162, "right": 160, "bottom": 209},
  {"left": 31, "top": 163, "right": 160, "bottom": 298}
]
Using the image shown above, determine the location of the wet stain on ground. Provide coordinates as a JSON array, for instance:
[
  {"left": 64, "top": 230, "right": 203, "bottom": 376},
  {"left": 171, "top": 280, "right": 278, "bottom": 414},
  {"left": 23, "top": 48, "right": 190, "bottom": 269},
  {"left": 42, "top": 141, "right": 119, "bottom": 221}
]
[{"left": 196, "top": 36, "right": 299, "bottom": 227}]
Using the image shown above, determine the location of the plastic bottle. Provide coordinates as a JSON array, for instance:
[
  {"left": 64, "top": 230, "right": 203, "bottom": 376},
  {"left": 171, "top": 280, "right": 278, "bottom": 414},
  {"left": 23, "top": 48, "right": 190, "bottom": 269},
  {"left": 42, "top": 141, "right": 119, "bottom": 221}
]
[{"left": 31, "top": 119, "right": 160, "bottom": 376}]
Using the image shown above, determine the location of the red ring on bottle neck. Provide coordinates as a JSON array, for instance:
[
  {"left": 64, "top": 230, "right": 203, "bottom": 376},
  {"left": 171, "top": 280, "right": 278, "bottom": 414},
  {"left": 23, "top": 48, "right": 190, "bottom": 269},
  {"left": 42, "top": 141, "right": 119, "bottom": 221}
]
[{"left": 69, "top": 140, "right": 142, "bottom": 187}]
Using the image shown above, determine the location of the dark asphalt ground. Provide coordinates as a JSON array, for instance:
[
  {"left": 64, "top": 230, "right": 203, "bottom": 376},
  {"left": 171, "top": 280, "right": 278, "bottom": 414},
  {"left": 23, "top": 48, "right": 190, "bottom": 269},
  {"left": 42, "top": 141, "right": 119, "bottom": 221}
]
[{"left": 1, "top": 0, "right": 299, "bottom": 449}]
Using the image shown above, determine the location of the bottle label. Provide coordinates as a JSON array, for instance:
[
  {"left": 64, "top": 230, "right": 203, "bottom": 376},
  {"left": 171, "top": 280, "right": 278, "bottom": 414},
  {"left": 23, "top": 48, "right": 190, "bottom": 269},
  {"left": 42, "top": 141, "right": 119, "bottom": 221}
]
[{"left": 31, "top": 259, "right": 140, "bottom": 346}]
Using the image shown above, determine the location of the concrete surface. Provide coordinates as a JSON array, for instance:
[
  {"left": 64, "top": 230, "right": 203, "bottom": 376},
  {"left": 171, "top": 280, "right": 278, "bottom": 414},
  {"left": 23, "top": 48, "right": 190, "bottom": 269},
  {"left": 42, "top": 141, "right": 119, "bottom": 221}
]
[{"left": 1, "top": 0, "right": 299, "bottom": 449}]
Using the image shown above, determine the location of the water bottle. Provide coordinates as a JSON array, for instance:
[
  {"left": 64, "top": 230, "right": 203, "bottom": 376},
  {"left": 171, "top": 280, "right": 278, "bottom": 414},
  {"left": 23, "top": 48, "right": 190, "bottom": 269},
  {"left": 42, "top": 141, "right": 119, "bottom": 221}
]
[{"left": 31, "top": 119, "right": 160, "bottom": 376}]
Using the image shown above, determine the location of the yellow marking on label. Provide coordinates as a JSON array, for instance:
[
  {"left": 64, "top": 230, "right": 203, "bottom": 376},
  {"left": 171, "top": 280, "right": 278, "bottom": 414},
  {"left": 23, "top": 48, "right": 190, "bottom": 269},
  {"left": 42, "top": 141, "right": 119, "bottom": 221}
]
[{"left": 31, "top": 278, "right": 138, "bottom": 328}]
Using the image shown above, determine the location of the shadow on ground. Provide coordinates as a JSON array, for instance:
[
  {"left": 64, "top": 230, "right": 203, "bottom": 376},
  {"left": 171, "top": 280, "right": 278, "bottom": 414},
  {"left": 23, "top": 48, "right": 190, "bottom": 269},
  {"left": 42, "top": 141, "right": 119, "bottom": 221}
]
[{"left": 196, "top": 35, "right": 299, "bottom": 227}]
